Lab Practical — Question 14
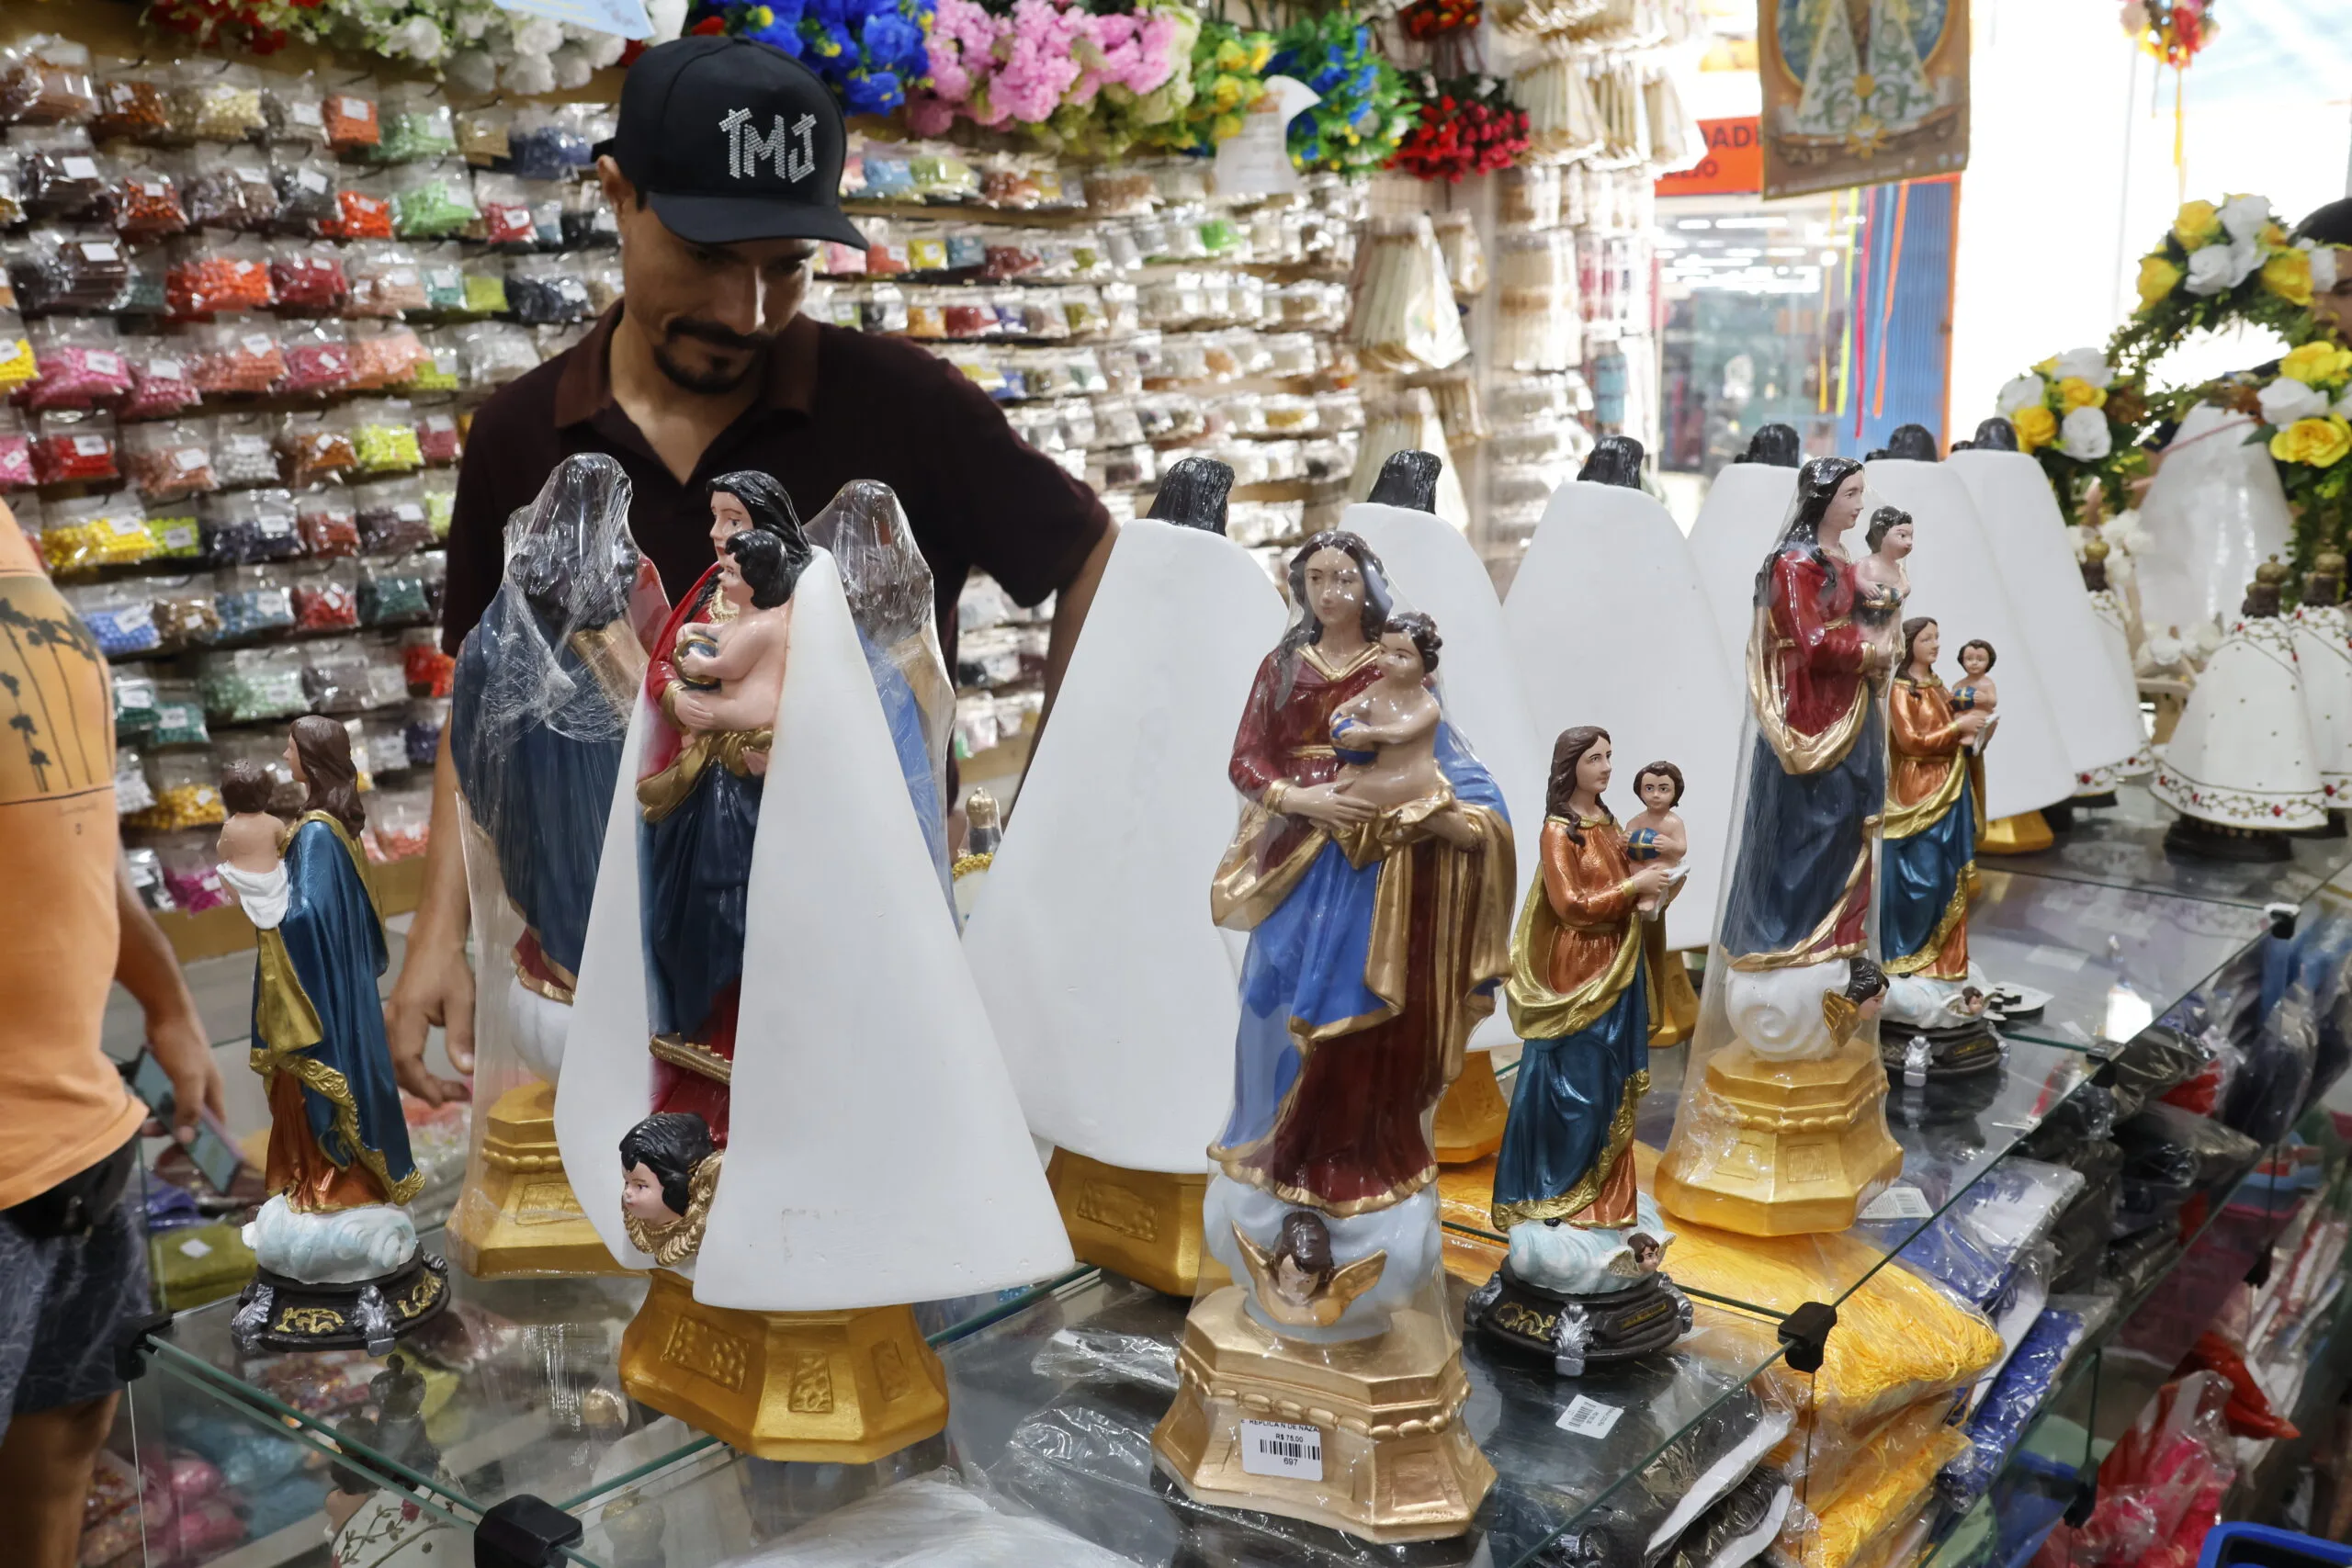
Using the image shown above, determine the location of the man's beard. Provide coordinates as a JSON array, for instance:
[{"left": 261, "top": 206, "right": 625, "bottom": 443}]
[{"left": 650, "top": 321, "right": 770, "bottom": 395}]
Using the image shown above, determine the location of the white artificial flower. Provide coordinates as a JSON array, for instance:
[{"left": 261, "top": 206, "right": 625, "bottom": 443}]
[
  {"left": 2219, "top": 194, "right": 2274, "bottom": 245},
  {"left": 447, "top": 48, "right": 499, "bottom": 93},
  {"left": 503, "top": 52, "right": 559, "bottom": 94},
  {"left": 550, "top": 41, "right": 595, "bottom": 90},
  {"left": 453, "top": 3, "right": 494, "bottom": 41},
  {"left": 2260, "top": 376, "right": 2330, "bottom": 427},
  {"left": 2312, "top": 244, "right": 2342, "bottom": 294},
  {"left": 389, "top": 15, "right": 446, "bottom": 61},
  {"left": 648, "top": 0, "right": 690, "bottom": 39},
  {"left": 2184, "top": 240, "right": 2260, "bottom": 296},
  {"left": 2051, "top": 347, "right": 2113, "bottom": 389},
  {"left": 1996, "top": 374, "right": 2047, "bottom": 415},
  {"left": 2066, "top": 525, "right": 2092, "bottom": 562},
  {"left": 2106, "top": 511, "right": 2150, "bottom": 556},
  {"left": 2060, "top": 406, "right": 2112, "bottom": 461},
  {"left": 2332, "top": 391, "right": 2352, "bottom": 422},
  {"left": 514, "top": 16, "right": 565, "bottom": 55},
  {"left": 580, "top": 29, "right": 628, "bottom": 68}
]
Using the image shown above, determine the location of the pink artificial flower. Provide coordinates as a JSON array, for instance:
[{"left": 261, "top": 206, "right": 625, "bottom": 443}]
[
  {"left": 922, "top": 0, "right": 997, "bottom": 107},
  {"left": 991, "top": 0, "right": 1087, "bottom": 123}
]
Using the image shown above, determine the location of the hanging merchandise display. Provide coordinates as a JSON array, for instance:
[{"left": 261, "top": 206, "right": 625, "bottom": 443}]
[
  {"left": 1755, "top": 0, "right": 1972, "bottom": 199},
  {"left": 1392, "top": 73, "right": 1531, "bottom": 184}
]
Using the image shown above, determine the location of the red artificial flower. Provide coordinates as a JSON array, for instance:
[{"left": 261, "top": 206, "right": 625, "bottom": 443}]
[{"left": 691, "top": 15, "right": 729, "bottom": 33}]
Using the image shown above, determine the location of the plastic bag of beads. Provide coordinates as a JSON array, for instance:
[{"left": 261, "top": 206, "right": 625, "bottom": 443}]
[
  {"left": 301, "top": 637, "right": 373, "bottom": 714},
  {"left": 40, "top": 488, "right": 150, "bottom": 573},
  {"left": 390, "top": 160, "right": 475, "bottom": 239},
  {"left": 414, "top": 408, "right": 461, "bottom": 467},
  {"left": 368, "top": 784, "right": 432, "bottom": 862},
  {"left": 561, "top": 180, "right": 619, "bottom": 250},
  {"left": 470, "top": 172, "right": 539, "bottom": 250},
  {"left": 111, "top": 669, "right": 160, "bottom": 739},
  {"left": 114, "top": 746, "right": 156, "bottom": 817},
  {"left": 400, "top": 628, "right": 452, "bottom": 700},
  {"left": 108, "top": 158, "right": 188, "bottom": 240},
  {"left": 166, "top": 234, "right": 275, "bottom": 318},
  {"left": 31, "top": 409, "right": 118, "bottom": 489},
  {"left": 505, "top": 104, "right": 590, "bottom": 182},
  {"left": 348, "top": 399, "right": 421, "bottom": 473},
  {"left": 132, "top": 751, "right": 230, "bottom": 830},
  {"left": 275, "top": 320, "right": 354, "bottom": 397},
  {"left": 0, "top": 162, "right": 20, "bottom": 228},
  {"left": 22, "top": 319, "right": 130, "bottom": 411},
  {"left": 459, "top": 255, "right": 508, "bottom": 316},
  {"left": 200, "top": 646, "right": 307, "bottom": 723},
  {"left": 345, "top": 243, "right": 424, "bottom": 317},
  {"left": 358, "top": 554, "right": 430, "bottom": 626},
  {"left": 348, "top": 321, "right": 426, "bottom": 389},
  {"left": 70, "top": 579, "right": 162, "bottom": 659},
  {"left": 209, "top": 414, "right": 279, "bottom": 489},
  {"left": 353, "top": 476, "right": 431, "bottom": 555},
  {"left": 288, "top": 558, "right": 359, "bottom": 633},
  {"left": 174, "top": 62, "right": 268, "bottom": 143},
  {"left": 414, "top": 471, "right": 453, "bottom": 546},
  {"left": 0, "top": 315, "right": 29, "bottom": 399},
  {"left": 126, "top": 420, "right": 218, "bottom": 502},
  {"left": 270, "top": 241, "right": 348, "bottom": 314},
  {"left": 531, "top": 321, "right": 591, "bottom": 361},
  {"left": 148, "top": 574, "right": 220, "bottom": 650},
  {"left": 200, "top": 485, "right": 300, "bottom": 566},
  {"left": 321, "top": 85, "right": 380, "bottom": 153},
  {"left": 15, "top": 127, "right": 107, "bottom": 219},
  {"left": 582, "top": 258, "right": 625, "bottom": 316},
  {"left": 181, "top": 146, "right": 280, "bottom": 231},
  {"left": 271, "top": 154, "right": 340, "bottom": 236},
  {"left": 19, "top": 230, "right": 127, "bottom": 314},
  {"left": 145, "top": 505, "right": 202, "bottom": 563},
  {"left": 355, "top": 631, "right": 410, "bottom": 706},
  {"left": 92, "top": 58, "right": 170, "bottom": 141},
  {"left": 506, "top": 254, "right": 589, "bottom": 325},
  {"left": 454, "top": 103, "right": 510, "bottom": 165},
  {"left": 295, "top": 483, "right": 358, "bottom": 557},
  {"left": 277, "top": 409, "right": 356, "bottom": 485},
  {"left": 0, "top": 411, "right": 34, "bottom": 491},
  {"left": 261, "top": 73, "right": 326, "bottom": 148},
  {"left": 189, "top": 321, "right": 285, "bottom": 397},
  {"left": 413, "top": 243, "right": 465, "bottom": 313},
  {"left": 331, "top": 172, "right": 394, "bottom": 242},
  {"left": 458, "top": 321, "right": 537, "bottom": 388},
  {"left": 149, "top": 680, "right": 210, "bottom": 746},
  {"left": 372, "top": 85, "right": 457, "bottom": 164},
  {"left": 411, "top": 331, "right": 461, "bottom": 393},
  {"left": 149, "top": 831, "right": 230, "bottom": 912},
  {"left": 212, "top": 563, "right": 296, "bottom": 641},
  {"left": 403, "top": 693, "right": 447, "bottom": 762}
]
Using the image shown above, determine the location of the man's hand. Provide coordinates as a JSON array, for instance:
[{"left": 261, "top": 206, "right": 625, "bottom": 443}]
[
  {"left": 113, "top": 867, "right": 225, "bottom": 1144},
  {"left": 384, "top": 937, "right": 474, "bottom": 1105},
  {"left": 144, "top": 1003, "right": 224, "bottom": 1145}
]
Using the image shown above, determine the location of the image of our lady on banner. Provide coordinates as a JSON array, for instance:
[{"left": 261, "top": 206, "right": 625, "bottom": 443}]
[{"left": 1761, "top": 0, "right": 1968, "bottom": 197}]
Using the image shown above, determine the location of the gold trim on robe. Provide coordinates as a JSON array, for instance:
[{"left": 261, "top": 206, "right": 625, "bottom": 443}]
[
  {"left": 1747, "top": 602, "right": 1874, "bottom": 776},
  {"left": 1724, "top": 814, "right": 1881, "bottom": 973},
  {"left": 1490, "top": 1068, "right": 1651, "bottom": 1230},
  {"left": 637, "top": 724, "right": 775, "bottom": 823}
]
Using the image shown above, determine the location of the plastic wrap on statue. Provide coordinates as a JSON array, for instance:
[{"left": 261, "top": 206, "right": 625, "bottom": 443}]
[
  {"left": 2137, "top": 403, "right": 2295, "bottom": 636},
  {"left": 446, "top": 455, "right": 666, "bottom": 1278},
  {"left": 224, "top": 720, "right": 447, "bottom": 1354},
  {"left": 2074, "top": 536, "right": 2154, "bottom": 800},
  {"left": 1344, "top": 453, "right": 1546, "bottom": 1159},
  {"left": 1464, "top": 727, "right": 1694, "bottom": 1375},
  {"left": 2292, "top": 555, "right": 2352, "bottom": 816},
  {"left": 1690, "top": 426, "right": 1802, "bottom": 660},
  {"left": 2154, "top": 560, "right": 2327, "bottom": 858},
  {"left": 1153, "top": 534, "right": 1509, "bottom": 1540},
  {"left": 1508, "top": 466, "right": 1739, "bottom": 965},
  {"left": 1655, "top": 457, "right": 1903, "bottom": 1236},
  {"left": 1864, "top": 451, "right": 2075, "bottom": 826},
  {"left": 1949, "top": 442, "right": 2150, "bottom": 795},
  {"left": 558, "top": 543, "right": 1071, "bottom": 1462},
  {"left": 966, "top": 458, "right": 1287, "bottom": 1294}
]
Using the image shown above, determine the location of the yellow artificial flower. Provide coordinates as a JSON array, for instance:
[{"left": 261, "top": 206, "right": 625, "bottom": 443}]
[
  {"left": 2281, "top": 342, "right": 2352, "bottom": 388},
  {"left": 2174, "top": 199, "right": 2222, "bottom": 247},
  {"left": 2262, "top": 221, "right": 2289, "bottom": 247},
  {"left": 2264, "top": 247, "right": 2316, "bottom": 308},
  {"left": 1212, "top": 112, "right": 1241, "bottom": 141},
  {"left": 2271, "top": 415, "right": 2352, "bottom": 469},
  {"left": 748, "top": 5, "right": 773, "bottom": 21},
  {"left": 1212, "top": 77, "right": 1241, "bottom": 110},
  {"left": 1250, "top": 40, "right": 1272, "bottom": 69},
  {"left": 2056, "top": 377, "right": 2107, "bottom": 412},
  {"left": 2013, "top": 405, "right": 2059, "bottom": 452},
  {"left": 2033, "top": 355, "right": 2059, "bottom": 375},
  {"left": 2137, "top": 253, "right": 2183, "bottom": 308}
]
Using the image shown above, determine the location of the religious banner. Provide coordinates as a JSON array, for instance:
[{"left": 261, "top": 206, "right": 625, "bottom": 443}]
[{"left": 1759, "top": 0, "right": 1970, "bottom": 200}]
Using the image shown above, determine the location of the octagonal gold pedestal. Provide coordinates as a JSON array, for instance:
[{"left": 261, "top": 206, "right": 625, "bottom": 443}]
[
  {"left": 1047, "top": 1148, "right": 1209, "bottom": 1296},
  {"left": 1655, "top": 1039, "right": 1903, "bottom": 1236},
  {"left": 1432, "top": 1051, "right": 1510, "bottom": 1165},
  {"left": 620, "top": 1269, "right": 948, "bottom": 1462},
  {"left": 447, "top": 1081, "right": 634, "bottom": 1279},
  {"left": 1152, "top": 1286, "right": 1493, "bottom": 1542}
]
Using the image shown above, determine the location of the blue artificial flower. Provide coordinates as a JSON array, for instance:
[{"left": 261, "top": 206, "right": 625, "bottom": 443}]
[
  {"left": 802, "top": 15, "right": 854, "bottom": 57},
  {"left": 843, "top": 67, "right": 905, "bottom": 114},
  {"left": 751, "top": 16, "right": 806, "bottom": 52},
  {"left": 861, "top": 11, "right": 923, "bottom": 71}
]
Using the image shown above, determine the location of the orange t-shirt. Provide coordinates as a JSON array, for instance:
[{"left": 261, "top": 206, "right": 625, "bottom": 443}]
[{"left": 0, "top": 506, "right": 143, "bottom": 1209}]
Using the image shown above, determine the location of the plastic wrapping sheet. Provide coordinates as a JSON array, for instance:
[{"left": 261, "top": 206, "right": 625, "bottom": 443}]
[
  {"left": 2223, "top": 985, "right": 2318, "bottom": 1145},
  {"left": 1657, "top": 1464, "right": 1792, "bottom": 1568},
  {"left": 1860, "top": 1156, "right": 2082, "bottom": 1316},
  {"left": 2113, "top": 1104, "right": 2262, "bottom": 1239},
  {"left": 1770, "top": 1426, "right": 1967, "bottom": 1568},
  {"left": 709, "top": 1473, "right": 1138, "bottom": 1568},
  {"left": 2036, "top": 1371, "right": 2236, "bottom": 1568},
  {"left": 2103, "top": 1025, "right": 2211, "bottom": 1122},
  {"left": 1939, "top": 1293, "right": 2112, "bottom": 1506}
]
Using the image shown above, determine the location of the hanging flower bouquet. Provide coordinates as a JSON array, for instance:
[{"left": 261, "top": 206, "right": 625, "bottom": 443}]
[
  {"left": 2246, "top": 342, "right": 2352, "bottom": 559},
  {"left": 1136, "top": 18, "right": 1273, "bottom": 153},
  {"left": 905, "top": 0, "right": 1196, "bottom": 146},
  {"left": 1391, "top": 73, "right": 1528, "bottom": 182},
  {"left": 1994, "top": 348, "right": 2148, "bottom": 525},
  {"left": 1400, "top": 0, "right": 1479, "bottom": 39},
  {"left": 2120, "top": 0, "right": 2216, "bottom": 67},
  {"left": 2114, "top": 194, "right": 2332, "bottom": 384},
  {"left": 689, "top": 0, "right": 935, "bottom": 115},
  {"left": 1267, "top": 11, "right": 1412, "bottom": 175}
]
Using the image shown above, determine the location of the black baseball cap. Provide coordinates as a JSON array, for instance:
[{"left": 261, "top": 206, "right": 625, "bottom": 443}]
[{"left": 596, "top": 36, "right": 867, "bottom": 250}]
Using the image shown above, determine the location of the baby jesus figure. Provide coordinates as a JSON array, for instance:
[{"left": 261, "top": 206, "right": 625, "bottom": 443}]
[
  {"left": 215, "top": 759, "right": 288, "bottom": 928},
  {"left": 1952, "top": 637, "right": 2000, "bottom": 751},
  {"left": 1621, "top": 761, "right": 1688, "bottom": 916},
  {"left": 1329, "top": 610, "right": 1451, "bottom": 809},
  {"left": 668, "top": 529, "right": 797, "bottom": 773}
]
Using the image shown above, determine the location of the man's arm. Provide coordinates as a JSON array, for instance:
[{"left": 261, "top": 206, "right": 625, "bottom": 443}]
[
  {"left": 380, "top": 727, "right": 474, "bottom": 1104},
  {"left": 115, "top": 864, "right": 223, "bottom": 1141},
  {"left": 1036, "top": 519, "right": 1116, "bottom": 735}
]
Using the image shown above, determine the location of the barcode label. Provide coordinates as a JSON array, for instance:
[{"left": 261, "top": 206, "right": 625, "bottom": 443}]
[
  {"left": 178, "top": 1237, "right": 212, "bottom": 1258},
  {"left": 341, "top": 96, "right": 370, "bottom": 118},
  {"left": 1557, "top": 1394, "right": 1623, "bottom": 1438},
  {"left": 62, "top": 156, "right": 98, "bottom": 178},
  {"left": 87, "top": 352, "right": 122, "bottom": 377},
  {"left": 298, "top": 169, "right": 328, "bottom": 193},
  {"left": 73, "top": 435, "right": 110, "bottom": 457},
  {"left": 1861, "top": 1185, "right": 1933, "bottom": 1221},
  {"left": 82, "top": 242, "right": 120, "bottom": 263},
  {"left": 174, "top": 447, "right": 208, "bottom": 472},
  {"left": 243, "top": 334, "right": 274, "bottom": 355},
  {"left": 1238, "top": 1419, "right": 1323, "bottom": 1481},
  {"left": 149, "top": 359, "right": 184, "bottom": 379}
]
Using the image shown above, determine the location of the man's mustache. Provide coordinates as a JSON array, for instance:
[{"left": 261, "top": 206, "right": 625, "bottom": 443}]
[{"left": 665, "top": 320, "right": 773, "bottom": 353}]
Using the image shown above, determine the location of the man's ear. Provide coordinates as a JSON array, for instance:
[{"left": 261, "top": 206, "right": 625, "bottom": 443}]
[{"left": 596, "top": 154, "right": 639, "bottom": 210}]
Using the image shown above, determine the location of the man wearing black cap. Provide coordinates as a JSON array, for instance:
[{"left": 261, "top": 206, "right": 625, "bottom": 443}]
[{"left": 386, "top": 36, "right": 1114, "bottom": 1100}]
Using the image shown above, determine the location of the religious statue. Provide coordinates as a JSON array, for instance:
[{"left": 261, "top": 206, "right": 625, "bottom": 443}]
[
  {"left": 1852, "top": 504, "right": 1912, "bottom": 641},
  {"left": 1464, "top": 727, "right": 1694, "bottom": 1376},
  {"left": 1952, "top": 637, "right": 1999, "bottom": 741},
  {"left": 225, "top": 720, "right": 447, "bottom": 1352},
  {"left": 1621, "top": 759, "right": 1688, "bottom": 914},
  {"left": 1155, "top": 532, "right": 1512, "bottom": 1540},
  {"left": 1655, "top": 456, "right": 1904, "bottom": 1235},
  {"left": 446, "top": 454, "right": 662, "bottom": 1278},
  {"left": 617, "top": 1111, "right": 721, "bottom": 1267}
]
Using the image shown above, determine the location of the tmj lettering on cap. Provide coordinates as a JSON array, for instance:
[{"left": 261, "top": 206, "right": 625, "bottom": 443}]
[{"left": 597, "top": 36, "right": 868, "bottom": 250}]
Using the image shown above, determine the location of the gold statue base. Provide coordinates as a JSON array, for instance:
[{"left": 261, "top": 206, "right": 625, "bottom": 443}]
[
  {"left": 1046, "top": 1148, "right": 1208, "bottom": 1296},
  {"left": 619, "top": 1269, "right": 948, "bottom": 1462},
  {"left": 1654, "top": 1041, "right": 1902, "bottom": 1235},
  {"left": 447, "top": 1082, "right": 633, "bottom": 1279},
  {"left": 1432, "top": 1050, "right": 1510, "bottom": 1165},
  {"left": 1152, "top": 1286, "right": 1494, "bottom": 1542},
  {"left": 1976, "top": 810, "right": 2054, "bottom": 855}
]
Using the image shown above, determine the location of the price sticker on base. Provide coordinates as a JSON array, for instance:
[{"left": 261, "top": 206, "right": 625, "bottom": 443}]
[
  {"left": 1238, "top": 1419, "right": 1323, "bottom": 1481},
  {"left": 1556, "top": 1394, "right": 1623, "bottom": 1438},
  {"left": 1860, "top": 1185, "right": 1933, "bottom": 1221}
]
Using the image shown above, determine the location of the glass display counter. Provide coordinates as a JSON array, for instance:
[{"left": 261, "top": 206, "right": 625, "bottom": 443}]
[{"left": 115, "top": 797, "right": 2352, "bottom": 1568}]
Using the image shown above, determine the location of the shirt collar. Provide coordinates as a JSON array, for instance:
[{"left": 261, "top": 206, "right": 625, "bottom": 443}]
[{"left": 553, "top": 304, "right": 820, "bottom": 429}]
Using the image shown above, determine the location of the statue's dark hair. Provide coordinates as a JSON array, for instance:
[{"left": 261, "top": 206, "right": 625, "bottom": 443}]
[
  {"left": 1865, "top": 505, "right": 1912, "bottom": 551},
  {"left": 1633, "top": 759, "right": 1684, "bottom": 806},
  {"left": 725, "top": 527, "right": 797, "bottom": 608},
  {"left": 1737, "top": 423, "right": 1802, "bottom": 468},
  {"left": 619, "top": 1112, "right": 714, "bottom": 1218},
  {"left": 1958, "top": 637, "right": 1997, "bottom": 672},
  {"left": 1844, "top": 956, "right": 1888, "bottom": 1000},
  {"left": 1900, "top": 615, "right": 1938, "bottom": 671},
  {"left": 1384, "top": 609, "right": 1441, "bottom": 672},
  {"left": 1578, "top": 435, "right": 1645, "bottom": 488},
  {"left": 1546, "top": 726, "right": 1612, "bottom": 845},
  {"left": 1273, "top": 1210, "right": 1334, "bottom": 1279},
  {"left": 1148, "top": 457, "right": 1235, "bottom": 534},
  {"left": 1755, "top": 456, "right": 1864, "bottom": 609},
  {"left": 290, "top": 716, "right": 365, "bottom": 838},
  {"left": 1367, "top": 449, "right": 1442, "bottom": 511},
  {"left": 1885, "top": 423, "right": 1939, "bottom": 461},
  {"left": 1973, "top": 418, "right": 2020, "bottom": 452},
  {"left": 219, "top": 759, "right": 276, "bottom": 818}
]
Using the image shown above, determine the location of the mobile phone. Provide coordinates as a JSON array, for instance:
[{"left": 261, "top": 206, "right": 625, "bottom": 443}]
[{"left": 124, "top": 1048, "right": 251, "bottom": 1196}]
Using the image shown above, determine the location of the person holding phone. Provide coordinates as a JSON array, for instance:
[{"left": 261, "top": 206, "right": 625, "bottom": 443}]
[{"left": 0, "top": 501, "right": 223, "bottom": 1568}]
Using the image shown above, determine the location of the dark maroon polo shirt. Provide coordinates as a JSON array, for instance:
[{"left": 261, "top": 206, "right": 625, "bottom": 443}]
[{"left": 439, "top": 305, "right": 1111, "bottom": 659}]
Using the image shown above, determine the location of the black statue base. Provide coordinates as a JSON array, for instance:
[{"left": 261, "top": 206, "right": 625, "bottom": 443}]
[
  {"left": 2041, "top": 801, "right": 2076, "bottom": 833},
  {"left": 1464, "top": 1264, "right": 1691, "bottom": 1377},
  {"left": 2295, "top": 810, "right": 2350, "bottom": 840},
  {"left": 1881, "top": 1019, "right": 2004, "bottom": 1085},
  {"left": 2164, "top": 814, "right": 2294, "bottom": 863},
  {"left": 230, "top": 1254, "right": 450, "bottom": 1356},
  {"left": 2068, "top": 790, "right": 2119, "bottom": 811}
]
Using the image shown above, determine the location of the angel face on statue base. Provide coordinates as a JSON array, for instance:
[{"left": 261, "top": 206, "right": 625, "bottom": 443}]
[{"left": 617, "top": 1112, "right": 721, "bottom": 1268}]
